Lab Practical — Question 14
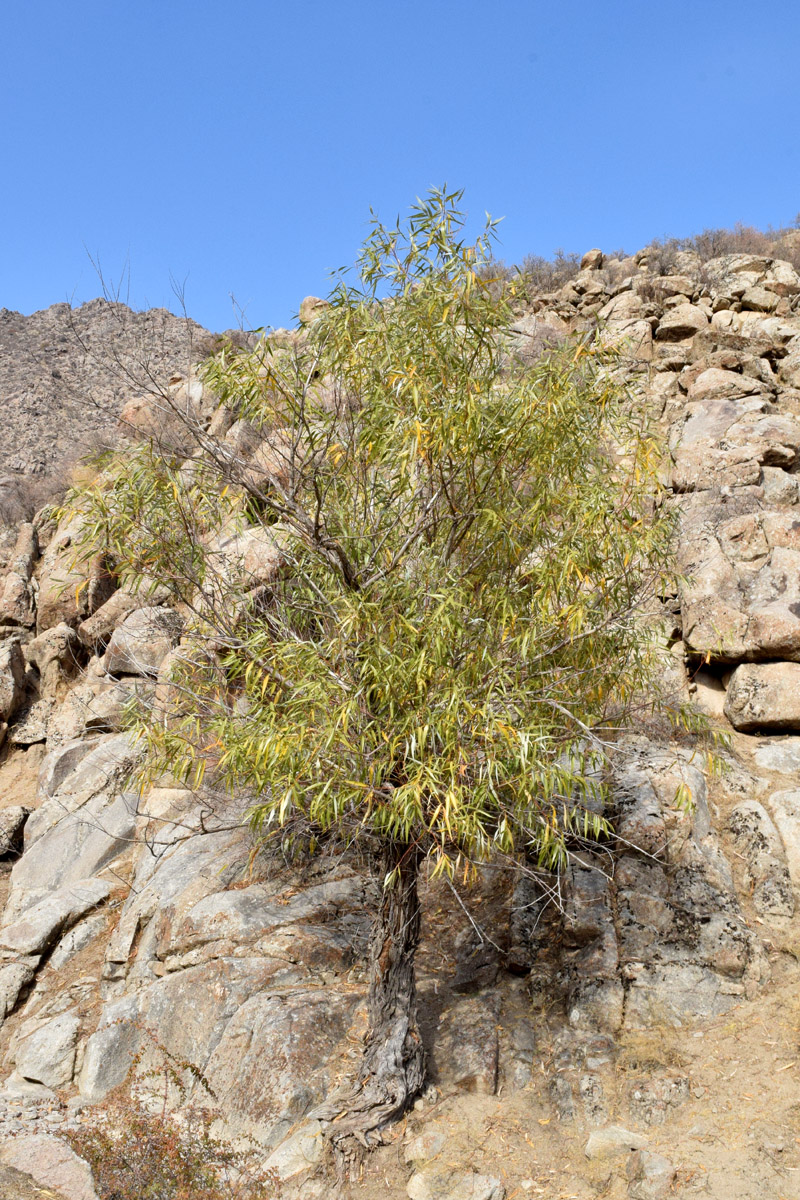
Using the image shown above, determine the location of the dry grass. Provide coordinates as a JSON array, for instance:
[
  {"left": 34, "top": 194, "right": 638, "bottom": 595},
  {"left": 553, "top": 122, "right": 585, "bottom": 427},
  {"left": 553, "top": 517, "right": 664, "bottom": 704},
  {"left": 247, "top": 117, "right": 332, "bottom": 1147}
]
[{"left": 66, "top": 1027, "right": 281, "bottom": 1200}]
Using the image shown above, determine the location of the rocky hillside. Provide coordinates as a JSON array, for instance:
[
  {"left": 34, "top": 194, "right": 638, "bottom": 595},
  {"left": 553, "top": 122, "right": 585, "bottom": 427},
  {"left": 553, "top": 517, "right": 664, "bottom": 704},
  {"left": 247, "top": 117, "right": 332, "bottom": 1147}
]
[
  {"left": 0, "top": 300, "right": 219, "bottom": 518},
  {"left": 1, "top": 249, "right": 800, "bottom": 1200}
]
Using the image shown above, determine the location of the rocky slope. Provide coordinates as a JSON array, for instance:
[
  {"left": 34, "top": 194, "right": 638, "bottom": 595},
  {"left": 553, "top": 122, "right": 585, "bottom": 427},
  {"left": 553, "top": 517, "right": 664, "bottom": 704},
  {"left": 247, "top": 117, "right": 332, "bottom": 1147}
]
[
  {"left": 0, "top": 300, "right": 219, "bottom": 520},
  {"left": 1, "top": 250, "right": 800, "bottom": 1199}
]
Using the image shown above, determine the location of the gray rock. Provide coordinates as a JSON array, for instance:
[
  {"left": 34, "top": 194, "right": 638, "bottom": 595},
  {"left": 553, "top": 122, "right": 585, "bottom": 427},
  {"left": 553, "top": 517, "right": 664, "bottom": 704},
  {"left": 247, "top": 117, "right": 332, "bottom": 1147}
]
[
  {"left": 0, "top": 1135, "right": 99, "bottom": 1200},
  {"left": 729, "top": 800, "right": 794, "bottom": 917},
  {"left": 27, "top": 731, "right": 140, "bottom": 849},
  {"left": 166, "top": 873, "right": 369, "bottom": 958},
  {"left": 689, "top": 670, "right": 726, "bottom": 719},
  {"left": 656, "top": 304, "right": 708, "bottom": 341},
  {"left": 37, "top": 736, "right": 108, "bottom": 802},
  {"left": 103, "top": 825, "right": 252, "bottom": 972},
  {"left": 0, "top": 523, "right": 37, "bottom": 628},
  {"left": 10, "top": 787, "right": 137, "bottom": 912},
  {"left": 36, "top": 515, "right": 115, "bottom": 635},
  {"left": 584, "top": 1124, "right": 648, "bottom": 1160},
  {"left": 581, "top": 248, "right": 604, "bottom": 270},
  {"left": 77, "top": 585, "right": 169, "bottom": 648},
  {"left": 0, "top": 1072, "right": 56, "bottom": 1101},
  {"left": 754, "top": 739, "right": 800, "bottom": 775},
  {"left": 0, "top": 878, "right": 111, "bottom": 957},
  {"left": 766, "top": 790, "right": 800, "bottom": 889},
  {"left": 103, "top": 606, "right": 183, "bottom": 677},
  {"left": 628, "top": 1076, "right": 689, "bottom": 1127},
  {"left": 434, "top": 995, "right": 499, "bottom": 1094},
  {"left": 404, "top": 1129, "right": 447, "bottom": 1165},
  {"left": 741, "top": 285, "right": 779, "bottom": 312},
  {"left": 407, "top": 1170, "right": 504, "bottom": 1200},
  {"left": 0, "top": 962, "right": 36, "bottom": 1019},
  {"left": 8, "top": 700, "right": 53, "bottom": 746},
  {"left": 77, "top": 994, "right": 140, "bottom": 1102},
  {"left": 687, "top": 367, "right": 765, "bottom": 402},
  {"left": 0, "top": 640, "right": 25, "bottom": 723},
  {"left": 626, "top": 1149, "right": 676, "bottom": 1199},
  {"left": 202, "top": 987, "right": 360, "bottom": 1139},
  {"left": 677, "top": 499, "right": 800, "bottom": 664},
  {"left": 47, "top": 676, "right": 152, "bottom": 743},
  {"left": 14, "top": 1012, "right": 81, "bottom": 1088},
  {"left": 579, "top": 1073, "right": 608, "bottom": 1124},
  {"left": 210, "top": 525, "right": 287, "bottom": 591},
  {"left": 724, "top": 663, "right": 800, "bottom": 731},
  {"left": 80, "top": 955, "right": 309, "bottom": 1103},
  {"left": 760, "top": 467, "right": 800, "bottom": 506},
  {"left": 48, "top": 914, "right": 107, "bottom": 970},
  {"left": 264, "top": 1120, "right": 325, "bottom": 1181},
  {"left": 599, "top": 317, "right": 653, "bottom": 361},
  {"left": 561, "top": 854, "right": 623, "bottom": 1033},
  {"left": 612, "top": 740, "right": 766, "bottom": 1029},
  {"left": 549, "top": 1073, "right": 576, "bottom": 1122},
  {"left": 0, "top": 299, "right": 212, "bottom": 492},
  {"left": 623, "top": 962, "right": 751, "bottom": 1028},
  {"left": 0, "top": 806, "right": 27, "bottom": 857}
]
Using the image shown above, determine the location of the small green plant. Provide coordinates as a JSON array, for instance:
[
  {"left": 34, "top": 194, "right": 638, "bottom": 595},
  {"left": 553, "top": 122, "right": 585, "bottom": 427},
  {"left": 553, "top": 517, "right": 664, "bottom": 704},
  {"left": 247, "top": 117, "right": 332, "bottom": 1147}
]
[{"left": 66, "top": 1025, "right": 279, "bottom": 1200}]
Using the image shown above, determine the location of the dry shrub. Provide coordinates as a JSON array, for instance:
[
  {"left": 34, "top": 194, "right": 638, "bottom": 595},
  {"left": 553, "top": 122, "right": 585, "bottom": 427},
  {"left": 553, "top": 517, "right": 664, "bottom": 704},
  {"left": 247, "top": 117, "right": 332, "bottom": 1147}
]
[
  {"left": 642, "top": 239, "right": 683, "bottom": 277},
  {"left": 774, "top": 234, "right": 800, "bottom": 274},
  {"left": 66, "top": 1026, "right": 280, "bottom": 1200},
  {"left": 518, "top": 248, "right": 581, "bottom": 292},
  {"left": 644, "top": 217, "right": 800, "bottom": 273},
  {"left": 687, "top": 223, "right": 775, "bottom": 261},
  {"left": 476, "top": 250, "right": 582, "bottom": 301}
]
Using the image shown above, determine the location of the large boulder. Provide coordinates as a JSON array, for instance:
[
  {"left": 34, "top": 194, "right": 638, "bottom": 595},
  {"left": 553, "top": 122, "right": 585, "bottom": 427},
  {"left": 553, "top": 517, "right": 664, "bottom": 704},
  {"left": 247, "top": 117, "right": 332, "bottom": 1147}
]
[
  {"left": 686, "top": 367, "right": 767, "bottom": 402},
  {"left": 9, "top": 786, "right": 137, "bottom": 911},
  {"left": 209, "top": 524, "right": 287, "bottom": 592},
  {"left": 724, "top": 662, "right": 800, "bottom": 731},
  {"left": 677, "top": 497, "right": 800, "bottom": 664},
  {"left": 118, "top": 374, "right": 215, "bottom": 447},
  {"left": 655, "top": 304, "right": 708, "bottom": 341},
  {"left": 671, "top": 392, "right": 800, "bottom": 490},
  {"left": 103, "top": 606, "right": 183, "bottom": 677},
  {"left": 580, "top": 248, "right": 604, "bottom": 271}
]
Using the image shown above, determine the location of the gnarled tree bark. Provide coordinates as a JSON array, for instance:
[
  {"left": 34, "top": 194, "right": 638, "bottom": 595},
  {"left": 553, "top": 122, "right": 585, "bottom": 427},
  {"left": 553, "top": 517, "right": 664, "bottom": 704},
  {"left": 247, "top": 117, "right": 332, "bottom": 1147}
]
[{"left": 319, "top": 838, "right": 426, "bottom": 1170}]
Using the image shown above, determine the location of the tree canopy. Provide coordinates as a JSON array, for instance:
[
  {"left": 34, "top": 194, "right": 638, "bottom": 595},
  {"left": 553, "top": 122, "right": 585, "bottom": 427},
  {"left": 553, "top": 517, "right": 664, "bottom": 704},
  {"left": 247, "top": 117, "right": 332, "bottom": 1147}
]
[{"left": 71, "top": 188, "right": 674, "bottom": 876}]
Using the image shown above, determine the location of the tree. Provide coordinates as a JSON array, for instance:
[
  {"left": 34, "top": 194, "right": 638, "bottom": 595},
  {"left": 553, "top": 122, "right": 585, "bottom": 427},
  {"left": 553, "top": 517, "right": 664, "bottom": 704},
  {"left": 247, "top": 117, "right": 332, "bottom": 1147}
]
[{"left": 67, "top": 188, "right": 675, "bottom": 1161}]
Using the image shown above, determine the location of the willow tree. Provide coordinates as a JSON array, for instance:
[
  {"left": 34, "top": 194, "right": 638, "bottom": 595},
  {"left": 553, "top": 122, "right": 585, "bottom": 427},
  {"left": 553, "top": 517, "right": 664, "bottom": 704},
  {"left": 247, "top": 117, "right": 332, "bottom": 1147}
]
[{"left": 69, "top": 189, "right": 675, "bottom": 1153}]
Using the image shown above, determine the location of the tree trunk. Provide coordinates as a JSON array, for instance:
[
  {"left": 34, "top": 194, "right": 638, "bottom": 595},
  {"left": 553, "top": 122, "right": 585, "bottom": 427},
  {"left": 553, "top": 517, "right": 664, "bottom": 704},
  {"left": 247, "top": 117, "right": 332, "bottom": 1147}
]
[{"left": 321, "top": 838, "right": 426, "bottom": 1164}]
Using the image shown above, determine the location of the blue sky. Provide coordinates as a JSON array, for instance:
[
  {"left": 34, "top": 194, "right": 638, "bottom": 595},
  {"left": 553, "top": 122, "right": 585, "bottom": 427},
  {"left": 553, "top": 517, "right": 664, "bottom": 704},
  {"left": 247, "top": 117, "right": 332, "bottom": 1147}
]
[{"left": 2, "top": 1, "right": 799, "bottom": 333}]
